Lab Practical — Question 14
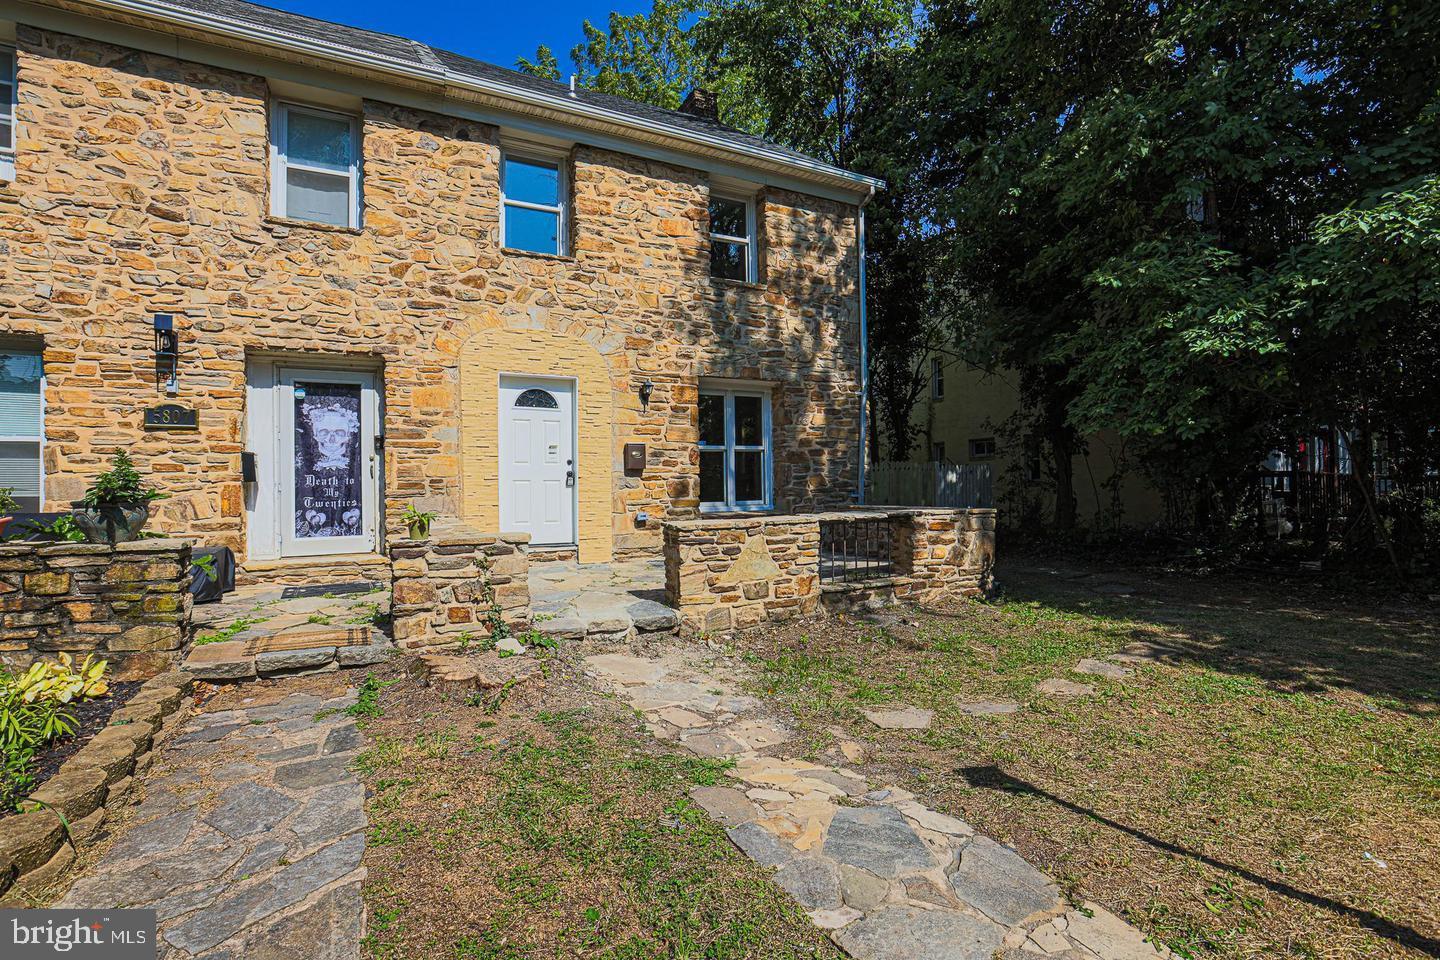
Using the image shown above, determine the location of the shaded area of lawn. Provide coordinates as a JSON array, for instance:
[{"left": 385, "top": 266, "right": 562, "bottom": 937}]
[
  {"left": 731, "top": 563, "right": 1440, "bottom": 960},
  {"left": 353, "top": 660, "right": 840, "bottom": 960}
]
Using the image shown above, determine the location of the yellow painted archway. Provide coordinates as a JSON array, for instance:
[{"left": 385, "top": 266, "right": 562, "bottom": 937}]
[{"left": 458, "top": 324, "right": 615, "bottom": 563}]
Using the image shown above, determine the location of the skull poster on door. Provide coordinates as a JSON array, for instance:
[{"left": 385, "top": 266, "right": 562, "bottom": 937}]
[{"left": 293, "top": 382, "right": 363, "bottom": 539}]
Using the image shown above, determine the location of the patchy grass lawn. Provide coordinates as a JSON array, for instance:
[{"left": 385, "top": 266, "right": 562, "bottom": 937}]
[
  {"left": 730, "top": 563, "right": 1440, "bottom": 960},
  {"left": 351, "top": 659, "right": 840, "bottom": 960}
]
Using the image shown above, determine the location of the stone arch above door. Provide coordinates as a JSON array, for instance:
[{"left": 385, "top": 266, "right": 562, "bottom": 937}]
[{"left": 457, "top": 320, "right": 617, "bottom": 563}]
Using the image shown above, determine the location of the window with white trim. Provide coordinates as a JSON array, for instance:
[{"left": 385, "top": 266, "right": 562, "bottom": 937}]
[
  {"left": 931, "top": 356, "right": 944, "bottom": 400},
  {"left": 502, "top": 153, "right": 566, "bottom": 255},
  {"left": 698, "top": 387, "right": 771, "bottom": 512},
  {"left": 269, "top": 102, "right": 361, "bottom": 227},
  {"left": 969, "top": 437, "right": 996, "bottom": 460},
  {"left": 0, "top": 47, "right": 16, "bottom": 181},
  {"left": 709, "top": 195, "right": 756, "bottom": 282},
  {"left": 0, "top": 347, "right": 43, "bottom": 511}
]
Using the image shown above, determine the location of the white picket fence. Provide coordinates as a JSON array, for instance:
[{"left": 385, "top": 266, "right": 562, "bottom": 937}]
[{"left": 866, "top": 461, "right": 994, "bottom": 508}]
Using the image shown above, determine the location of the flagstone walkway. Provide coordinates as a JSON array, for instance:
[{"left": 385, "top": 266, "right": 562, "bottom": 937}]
[
  {"left": 59, "top": 680, "right": 367, "bottom": 960},
  {"left": 583, "top": 647, "right": 1173, "bottom": 960}
]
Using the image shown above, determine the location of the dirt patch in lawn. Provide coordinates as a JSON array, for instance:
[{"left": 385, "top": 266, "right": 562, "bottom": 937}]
[
  {"left": 729, "top": 562, "right": 1439, "bottom": 960},
  {"left": 350, "top": 653, "right": 840, "bottom": 960}
]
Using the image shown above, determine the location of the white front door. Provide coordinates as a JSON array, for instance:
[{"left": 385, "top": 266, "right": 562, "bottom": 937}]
[{"left": 498, "top": 376, "right": 575, "bottom": 546}]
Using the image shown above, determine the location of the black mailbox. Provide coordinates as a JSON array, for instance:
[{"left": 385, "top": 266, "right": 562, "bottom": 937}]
[
  {"left": 624, "top": 443, "right": 646, "bottom": 474},
  {"left": 241, "top": 451, "right": 258, "bottom": 484}
]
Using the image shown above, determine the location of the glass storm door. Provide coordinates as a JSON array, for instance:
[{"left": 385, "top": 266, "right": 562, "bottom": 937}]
[
  {"left": 498, "top": 376, "right": 576, "bottom": 546},
  {"left": 279, "top": 368, "right": 378, "bottom": 557}
]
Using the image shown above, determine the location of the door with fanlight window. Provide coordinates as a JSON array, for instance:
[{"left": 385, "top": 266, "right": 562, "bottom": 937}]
[
  {"left": 698, "top": 386, "right": 772, "bottom": 512},
  {"left": 498, "top": 376, "right": 576, "bottom": 546}
]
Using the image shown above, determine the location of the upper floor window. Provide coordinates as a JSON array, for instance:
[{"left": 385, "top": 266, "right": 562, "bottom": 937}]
[
  {"left": 0, "top": 347, "right": 43, "bottom": 511},
  {"left": 969, "top": 437, "right": 996, "bottom": 460},
  {"left": 0, "top": 47, "right": 16, "bottom": 181},
  {"left": 502, "top": 153, "right": 566, "bottom": 255},
  {"left": 269, "top": 102, "right": 361, "bottom": 228},
  {"left": 709, "top": 195, "right": 756, "bottom": 283},
  {"left": 931, "top": 356, "right": 945, "bottom": 400}
]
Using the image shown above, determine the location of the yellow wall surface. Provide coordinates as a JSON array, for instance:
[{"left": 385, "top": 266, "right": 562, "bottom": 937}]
[
  {"left": 458, "top": 322, "right": 616, "bottom": 563},
  {"left": 906, "top": 361, "right": 1166, "bottom": 529}
]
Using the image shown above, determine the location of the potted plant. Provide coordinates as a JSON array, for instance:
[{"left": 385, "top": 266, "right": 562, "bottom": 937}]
[
  {"left": 72, "top": 451, "right": 166, "bottom": 544},
  {"left": 0, "top": 488, "right": 19, "bottom": 540},
  {"left": 402, "top": 503, "right": 437, "bottom": 540}
]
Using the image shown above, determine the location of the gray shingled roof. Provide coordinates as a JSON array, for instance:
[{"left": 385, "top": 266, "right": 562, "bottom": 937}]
[{"left": 141, "top": 0, "right": 849, "bottom": 178}]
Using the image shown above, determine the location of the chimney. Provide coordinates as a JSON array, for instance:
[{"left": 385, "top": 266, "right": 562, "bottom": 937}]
[{"left": 680, "top": 88, "right": 720, "bottom": 123}]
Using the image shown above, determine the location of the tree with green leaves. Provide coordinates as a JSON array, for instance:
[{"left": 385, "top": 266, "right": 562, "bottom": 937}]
[
  {"left": 517, "top": 0, "right": 764, "bottom": 132},
  {"left": 880, "top": 0, "right": 1439, "bottom": 535}
]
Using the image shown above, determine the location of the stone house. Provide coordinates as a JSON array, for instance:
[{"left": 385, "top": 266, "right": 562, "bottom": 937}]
[{"left": 0, "top": 0, "right": 880, "bottom": 580}]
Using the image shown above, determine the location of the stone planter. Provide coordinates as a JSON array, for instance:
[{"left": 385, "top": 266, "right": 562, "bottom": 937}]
[{"left": 71, "top": 502, "right": 150, "bottom": 544}]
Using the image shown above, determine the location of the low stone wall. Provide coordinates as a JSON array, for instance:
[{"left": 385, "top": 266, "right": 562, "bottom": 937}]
[
  {"left": 0, "top": 670, "right": 193, "bottom": 905},
  {"left": 663, "top": 508, "right": 996, "bottom": 636},
  {"left": 0, "top": 540, "right": 193, "bottom": 679},
  {"left": 389, "top": 524, "right": 531, "bottom": 650}
]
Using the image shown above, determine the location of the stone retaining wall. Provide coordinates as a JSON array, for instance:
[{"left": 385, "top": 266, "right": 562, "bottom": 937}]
[
  {"left": 663, "top": 509, "right": 996, "bottom": 636},
  {"left": 0, "top": 540, "right": 193, "bottom": 679},
  {"left": 0, "top": 670, "right": 193, "bottom": 905},
  {"left": 389, "top": 525, "right": 531, "bottom": 650}
]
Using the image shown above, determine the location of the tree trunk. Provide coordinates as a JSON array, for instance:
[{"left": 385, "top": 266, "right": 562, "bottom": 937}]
[{"left": 1047, "top": 416, "right": 1077, "bottom": 531}]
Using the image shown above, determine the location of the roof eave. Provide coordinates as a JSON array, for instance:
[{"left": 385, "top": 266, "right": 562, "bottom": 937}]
[{"left": 51, "top": 0, "right": 886, "bottom": 196}]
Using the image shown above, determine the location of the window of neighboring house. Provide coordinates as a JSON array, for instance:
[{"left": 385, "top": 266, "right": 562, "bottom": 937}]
[
  {"left": 709, "top": 195, "right": 756, "bottom": 283},
  {"left": 931, "top": 357, "right": 944, "bottom": 400},
  {"left": 0, "top": 347, "right": 43, "bottom": 511},
  {"left": 1, "top": 47, "right": 16, "bottom": 181},
  {"left": 969, "top": 437, "right": 996, "bottom": 460},
  {"left": 502, "top": 153, "right": 566, "bottom": 255},
  {"left": 269, "top": 102, "right": 361, "bottom": 228},
  {"left": 698, "top": 387, "right": 771, "bottom": 511},
  {"left": 931, "top": 441, "right": 946, "bottom": 463}
]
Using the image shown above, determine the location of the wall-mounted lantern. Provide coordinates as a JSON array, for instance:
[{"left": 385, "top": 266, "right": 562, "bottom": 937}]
[
  {"left": 638, "top": 379, "right": 654, "bottom": 409},
  {"left": 154, "top": 314, "right": 179, "bottom": 394}
]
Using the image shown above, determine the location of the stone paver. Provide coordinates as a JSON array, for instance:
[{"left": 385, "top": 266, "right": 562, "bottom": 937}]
[
  {"left": 583, "top": 647, "right": 1171, "bottom": 960},
  {"left": 1073, "top": 658, "right": 1134, "bottom": 680},
  {"left": 185, "top": 585, "right": 393, "bottom": 680},
  {"left": 861, "top": 705, "right": 934, "bottom": 730},
  {"left": 59, "top": 682, "right": 368, "bottom": 960},
  {"left": 529, "top": 559, "right": 679, "bottom": 639},
  {"left": 1036, "top": 678, "right": 1097, "bottom": 698}
]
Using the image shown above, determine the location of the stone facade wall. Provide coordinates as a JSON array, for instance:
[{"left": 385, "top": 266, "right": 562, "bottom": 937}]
[
  {"left": 0, "top": 539, "right": 192, "bottom": 678},
  {"left": 0, "top": 24, "right": 863, "bottom": 568},
  {"left": 663, "top": 509, "right": 996, "bottom": 635},
  {"left": 388, "top": 525, "right": 530, "bottom": 650}
]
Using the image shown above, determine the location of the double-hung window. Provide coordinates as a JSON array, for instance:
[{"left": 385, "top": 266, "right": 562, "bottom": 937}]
[
  {"left": 0, "top": 47, "right": 16, "bottom": 181},
  {"left": 502, "top": 153, "right": 566, "bottom": 255},
  {"left": 698, "top": 387, "right": 771, "bottom": 512},
  {"left": 0, "top": 347, "right": 43, "bottom": 511},
  {"left": 709, "top": 195, "right": 756, "bottom": 282},
  {"left": 931, "top": 356, "right": 945, "bottom": 400},
  {"left": 270, "top": 102, "right": 361, "bottom": 228}
]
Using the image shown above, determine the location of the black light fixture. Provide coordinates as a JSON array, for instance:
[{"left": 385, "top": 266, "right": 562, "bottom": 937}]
[
  {"left": 638, "top": 380, "right": 654, "bottom": 408},
  {"left": 154, "top": 314, "right": 179, "bottom": 394}
]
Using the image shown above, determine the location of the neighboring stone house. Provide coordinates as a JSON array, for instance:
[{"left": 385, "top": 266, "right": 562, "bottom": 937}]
[{"left": 0, "top": 0, "right": 880, "bottom": 578}]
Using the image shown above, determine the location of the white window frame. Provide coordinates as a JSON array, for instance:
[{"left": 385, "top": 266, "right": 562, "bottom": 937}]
[
  {"left": 500, "top": 150, "right": 568, "bottom": 256},
  {"left": 0, "top": 46, "right": 16, "bottom": 181},
  {"left": 969, "top": 437, "right": 996, "bottom": 461},
  {"left": 0, "top": 343, "right": 44, "bottom": 511},
  {"left": 699, "top": 386, "right": 772, "bottom": 513},
  {"left": 268, "top": 100, "right": 362, "bottom": 228},
  {"left": 931, "top": 356, "right": 944, "bottom": 400},
  {"left": 709, "top": 194, "right": 757, "bottom": 283}
]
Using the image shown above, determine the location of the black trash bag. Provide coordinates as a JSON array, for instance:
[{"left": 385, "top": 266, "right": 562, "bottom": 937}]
[{"left": 190, "top": 546, "right": 235, "bottom": 604}]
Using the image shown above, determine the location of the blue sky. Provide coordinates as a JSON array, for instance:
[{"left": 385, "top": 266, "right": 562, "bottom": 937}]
[{"left": 264, "top": 0, "right": 648, "bottom": 72}]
